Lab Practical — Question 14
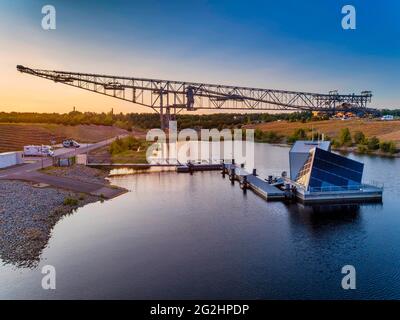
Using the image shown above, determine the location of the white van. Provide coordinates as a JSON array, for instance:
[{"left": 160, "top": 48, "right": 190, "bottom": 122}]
[
  {"left": 62, "top": 139, "right": 81, "bottom": 148},
  {"left": 23, "top": 145, "right": 54, "bottom": 157}
]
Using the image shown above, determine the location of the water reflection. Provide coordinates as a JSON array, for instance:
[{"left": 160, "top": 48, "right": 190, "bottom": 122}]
[
  {"left": 109, "top": 166, "right": 176, "bottom": 176},
  {"left": 287, "top": 203, "right": 362, "bottom": 230},
  {"left": 1, "top": 143, "right": 400, "bottom": 299}
]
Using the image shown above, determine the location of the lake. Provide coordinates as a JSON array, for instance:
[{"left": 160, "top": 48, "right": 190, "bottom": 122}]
[{"left": 1, "top": 143, "right": 400, "bottom": 299}]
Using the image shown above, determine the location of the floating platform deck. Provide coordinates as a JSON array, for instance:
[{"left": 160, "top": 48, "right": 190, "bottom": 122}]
[
  {"left": 294, "top": 184, "right": 383, "bottom": 204},
  {"left": 223, "top": 164, "right": 286, "bottom": 201},
  {"left": 176, "top": 163, "right": 223, "bottom": 173}
]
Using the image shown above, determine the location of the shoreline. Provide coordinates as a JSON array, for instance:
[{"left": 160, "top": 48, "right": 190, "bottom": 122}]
[{"left": 0, "top": 165, "right": 125, "bottom": 267}]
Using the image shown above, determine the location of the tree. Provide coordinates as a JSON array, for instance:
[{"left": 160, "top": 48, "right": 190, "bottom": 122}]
[
  {"left": 294, "top": 128, "right": 307, "bottom": 139},
  {"left": 353, "top": 131, "right": 366, "bottom": 144},
  {"left": 254, "top": 128, "right": 263, "bottom": 141},
  {"left": 380, "top": 141, "right": 397, "bottom": 154},
  {"left": 339, "top": 128, "right": 352, "bottom": 146},
  {"left": 357, "top": 144, "right": 368, "bottom": 153},
  {"left": 367, "top": 136, "right": 380, "bottom": 150},
  {"left": 287, "top": 128, "right": 307, "bottom": 144}
]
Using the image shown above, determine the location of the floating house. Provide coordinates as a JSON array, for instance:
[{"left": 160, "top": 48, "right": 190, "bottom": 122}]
[
  {"left": 289, "top": 141, "right": 331, "bottom": 180},
  {"left": 289, "top": 141, "right": 383, "bottom": 203}
]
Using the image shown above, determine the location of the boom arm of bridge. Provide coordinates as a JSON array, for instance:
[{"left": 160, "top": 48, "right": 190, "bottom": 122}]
[{"left": 16, "top": 65, "right": 373, "bottom": 129}]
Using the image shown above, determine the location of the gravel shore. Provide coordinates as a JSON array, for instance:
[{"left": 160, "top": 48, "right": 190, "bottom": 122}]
[
  {"left": 42, "top": 164, "right": 110, "bottom": 185},
  {"left": 0, "top": 179, "right": 101, "bottom": 268}
]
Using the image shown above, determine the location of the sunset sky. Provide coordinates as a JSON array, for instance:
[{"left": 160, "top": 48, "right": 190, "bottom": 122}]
[{"left": 0, "top": 0, "right": 399, "bottom": 114}]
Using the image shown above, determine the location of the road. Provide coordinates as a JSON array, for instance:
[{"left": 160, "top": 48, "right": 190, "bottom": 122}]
[
  {"left": 0, "top": 135, "right": 126, "bottom": 178},
  {"left": 0, "top": 135, "right": 128, "bottom": 198}
]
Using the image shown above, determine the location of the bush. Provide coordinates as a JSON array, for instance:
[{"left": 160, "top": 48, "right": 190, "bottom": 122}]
[
  {"left": 380, "top": 141, "right": 397, "bottom": 154},
  {"left": 367, "top": 136, "right": 380, "bottom": 150},
  {"left": 332, "top": 139, "right": 341, "bottom": 149},
  {"left": 357, "top": 144, "right": 369, "bottom": 153},
  {"left": 63, "top": 197, "right": 78, "bottom": 206},
  {"left": 255, "top": 130, "right": 283, "bottom": 143},
  {"left": 353, "top": 131, "right": 366, "bottom": 144},
  {"left": 264, "top": 131, "right": 282, "bottom": 143},
  {"left": 114, "top": 120, "right": 133, "bottom": 131},
  {"left": 109, "top": 136, "right": 144, "bottom": 155},
  {"left": 287, "top": 128, "right": 307, "bottom": 144},
  {"left": 255, "top": 128, "right": 264, "bottom": 141},
  {"left": 339, "top": 128, "right": 352, "bottom": 147}
]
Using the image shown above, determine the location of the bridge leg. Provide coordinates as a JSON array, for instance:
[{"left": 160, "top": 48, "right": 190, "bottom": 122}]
[{"left": 160, "top": 92, "right": 165, "bottom": 130}]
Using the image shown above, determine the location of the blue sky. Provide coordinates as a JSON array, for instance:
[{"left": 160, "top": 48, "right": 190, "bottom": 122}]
[{"left": 0, "top": 0, "right": 399, "bottom": 112}]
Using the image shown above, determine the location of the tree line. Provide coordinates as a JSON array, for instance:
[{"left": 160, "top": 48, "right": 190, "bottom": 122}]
[{"left": 0, "top": 111, "right": 312, "bottom": 130}]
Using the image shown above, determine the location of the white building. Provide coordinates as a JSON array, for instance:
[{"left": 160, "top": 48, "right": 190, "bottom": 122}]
[
  {"left": 0, "top": 151, "right": 23, "bottom": 169},
  {"left": 289, "top": 140, "right": 331, "bottom": 180}
]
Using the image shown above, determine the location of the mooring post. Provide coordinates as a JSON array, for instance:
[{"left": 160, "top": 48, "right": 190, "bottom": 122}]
[
  {"left": 189, "top": 162, "right": 193, "bottom": 175},
  {"left": 230, "top": 167, "right": 235, "bottom": 184},
  {"left": 242, "top": 175, "right": 247, "bottom": 193}
]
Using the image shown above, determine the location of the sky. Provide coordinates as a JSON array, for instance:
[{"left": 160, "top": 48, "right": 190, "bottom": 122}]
[{"left": 0, "top": 0, "right": 399, "bottom": 113}]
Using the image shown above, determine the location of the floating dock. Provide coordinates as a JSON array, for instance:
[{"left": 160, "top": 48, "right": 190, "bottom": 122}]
[
  {"left": 222, "top": 163, "right": 286, "bottom": 201},
  {"left": 176, "top": 163, "right": 223, "bottom": 173},
  {"left": 87, "top": 154, "right": 383, "bottom": 204},
  {"left": 293, "top": 182, "right": 383, "bottom": 204},
  {"left": 221, "top": 162, "right": 382, "bottom": 204}
]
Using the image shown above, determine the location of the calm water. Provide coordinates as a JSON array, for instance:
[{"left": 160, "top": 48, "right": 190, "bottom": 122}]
[{"left": 1, "top": 143, "right": 400, "bottom": 299}]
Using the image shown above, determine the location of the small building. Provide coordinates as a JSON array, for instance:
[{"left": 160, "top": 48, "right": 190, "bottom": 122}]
[
  {"left": 295, "top": 147, "right": 363, "bottom": 191},
  {"left": 289, "top": 140, "right": 331, "bottom": 180},
  {"left": 291, "top": 145, "right": 382, "bottom": 203},
  {"left": 0, "top": 151, "right": 23, "bottom": 169},
  {"left": 53, "top": 155, "right": 76, "bottom": 167}
]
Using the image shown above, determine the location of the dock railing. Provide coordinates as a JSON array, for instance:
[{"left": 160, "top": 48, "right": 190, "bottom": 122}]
[
  {"left": 308, "top": 183, "right": 383, "bottom": 193},
  {"left": 282, "top": 178, "right": 383, "bottom": 193}
]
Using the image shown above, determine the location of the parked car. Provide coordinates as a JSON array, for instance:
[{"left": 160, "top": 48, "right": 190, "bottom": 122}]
[
  {"left": 23, "top": 145, "right": 54, "bottom": 157},
  {"left": 62, "top": 139, "right": 81, "bottom": 148},
  {"left": 381, "top": 115, "right": 394, "bottom": 121}
]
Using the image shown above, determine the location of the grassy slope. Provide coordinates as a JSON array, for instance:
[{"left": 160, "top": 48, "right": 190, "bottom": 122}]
[
  {"left": 0, "top": 123, "right": 131, "bottom": 153},
  {"left": 111, "top": 149, "right": 148, "bottom": 163},
  {"left": 246, "top": 119, "right": 400, "bottom": 145}
]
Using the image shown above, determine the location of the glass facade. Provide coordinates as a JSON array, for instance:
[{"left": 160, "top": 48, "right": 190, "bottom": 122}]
[{"left": 295, "top": 147, "right": 364, "bottom": 192}]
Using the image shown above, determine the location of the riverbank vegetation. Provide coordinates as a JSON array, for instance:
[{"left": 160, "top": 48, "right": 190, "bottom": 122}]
[
  {"left": 331, "top": 128, "right": 397, "bottom": 155},
  {"left": 2, "top": 111, "right": 400, "bottom": 157},
  {"left": 109, "top": 136, "right": 149, "bottom": 163},
  {"left": 255, "top": 125, "right": 398, "bottom": 156}
]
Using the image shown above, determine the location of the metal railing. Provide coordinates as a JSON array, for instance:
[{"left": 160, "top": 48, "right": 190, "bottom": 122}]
[{"left": 308, "top": 183, "right": 383, "bottom": 193}]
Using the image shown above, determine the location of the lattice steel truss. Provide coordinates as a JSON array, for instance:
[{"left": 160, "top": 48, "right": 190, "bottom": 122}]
[{"left": 17, "top": 65, "right": 373, "bottom": 129}]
